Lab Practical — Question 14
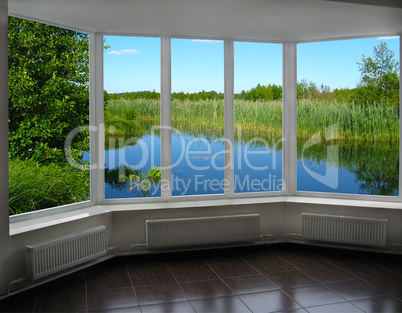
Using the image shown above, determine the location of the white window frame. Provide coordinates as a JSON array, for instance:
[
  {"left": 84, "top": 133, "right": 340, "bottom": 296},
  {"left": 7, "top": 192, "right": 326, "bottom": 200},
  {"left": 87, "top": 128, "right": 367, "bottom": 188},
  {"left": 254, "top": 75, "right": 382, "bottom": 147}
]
[
  {"left": 293, "top": 36, "right": 402, "bottom": 203},
  {"left": 8, "top": 27, "right": 402, "bottom": 223}
]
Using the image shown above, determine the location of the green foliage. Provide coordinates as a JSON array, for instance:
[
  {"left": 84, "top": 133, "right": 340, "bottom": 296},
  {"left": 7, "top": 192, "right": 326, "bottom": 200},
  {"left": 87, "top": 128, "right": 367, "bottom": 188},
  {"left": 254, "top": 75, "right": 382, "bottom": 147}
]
[
  {"left": 172, "top": 90, "right": 224, "bottom": 101},
  {"left": 297, "top": 99, "right": 399, "bottom": 142},
  {"left": 8, "top": 17, "right": 90, "bottom": 164},
  {"left": 297, "top": 79, "right": 319, "bottom": 100},
  {"left": 104, "top": 165, "right": 161, "bottom": 197},
  {"left": 109, "top": 97, "right": 399, "bottom": 143},
  {"left": 104, "top": 109, "right": 142, "bottom": 138},
  {"left": 358, "top": 42, "right": 399, "bottom": 86},
  {"left": 236, "top": 84, "right": 282, "bottom": 101},
  {"left": 9, "top": 159, "right": 89, "bottom": 215},
  {"left": 355, "top": 42, "right": 400, "bottom": 107},
  {"left": 108, "top": 90, "right": 160, "bottom": 101},
  {"left": 107, "top": 90, "right": 226, "bottom": 102}
]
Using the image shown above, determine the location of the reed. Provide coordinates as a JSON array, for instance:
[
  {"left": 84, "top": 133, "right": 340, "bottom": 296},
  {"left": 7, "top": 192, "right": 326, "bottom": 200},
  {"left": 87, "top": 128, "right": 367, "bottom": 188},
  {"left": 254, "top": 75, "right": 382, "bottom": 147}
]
[{"left": 106, "top": 98, "right": 399, "bottom": 142}]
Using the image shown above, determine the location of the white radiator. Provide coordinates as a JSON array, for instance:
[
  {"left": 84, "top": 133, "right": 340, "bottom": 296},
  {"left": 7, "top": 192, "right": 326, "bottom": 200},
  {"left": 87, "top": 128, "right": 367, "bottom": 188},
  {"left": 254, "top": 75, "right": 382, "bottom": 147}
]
[
  {"left": 26, "top": 226, "right": 107, "bottom": 280},
  {"left": 302, "top": 213, "right": 387, "bottom": 247},
  {"left": 146, "top": 214, "right": 260, "bottom": 249}
]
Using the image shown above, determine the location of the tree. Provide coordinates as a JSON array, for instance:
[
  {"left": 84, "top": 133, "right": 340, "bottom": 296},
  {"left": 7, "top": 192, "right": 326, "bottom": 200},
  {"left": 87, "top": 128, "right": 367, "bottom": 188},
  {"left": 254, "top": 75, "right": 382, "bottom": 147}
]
[
  {"left": 8, "top": 16, "right": 90, "bottom": 164},
  {"left": 355, "top": 42, "right": 399, "bottom": 107}
]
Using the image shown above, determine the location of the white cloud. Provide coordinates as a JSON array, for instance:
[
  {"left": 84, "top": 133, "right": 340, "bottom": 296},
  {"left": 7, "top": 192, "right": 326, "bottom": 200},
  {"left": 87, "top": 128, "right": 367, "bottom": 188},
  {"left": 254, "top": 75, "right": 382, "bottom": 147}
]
[
  {"left": 378, "top": 36, "right": 399, "bottom": 40},
  {"left": 107, "top": 49, "right": 141, "bottom": 56},
  {"left": 191, "top": 39, "right": 221, "bottom": 43}
]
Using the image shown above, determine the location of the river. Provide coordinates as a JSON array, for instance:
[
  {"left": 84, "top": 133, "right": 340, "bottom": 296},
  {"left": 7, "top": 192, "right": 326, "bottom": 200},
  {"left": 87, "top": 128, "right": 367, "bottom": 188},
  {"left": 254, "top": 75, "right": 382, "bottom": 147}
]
[{"left": 104, "top": 133, "right": 399, "bottom": 198}]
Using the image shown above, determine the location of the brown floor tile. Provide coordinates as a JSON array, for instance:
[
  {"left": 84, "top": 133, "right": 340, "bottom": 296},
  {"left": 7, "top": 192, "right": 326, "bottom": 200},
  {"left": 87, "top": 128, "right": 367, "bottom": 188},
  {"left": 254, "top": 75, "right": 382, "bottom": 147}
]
[
  {"left": 170, "top": 265, "right": 218, "bottom": 282},
  {"left": 362, "top": 252, "right": 402, "bottom": 276},
  {"left": 305, "top": 301, "right": 364, "bottom": 312},
  {"left": 141, "top": 301, "right": 196, "bottom": 313},
  {"left": 264, "top": 270, "right": 319, "bottom": 289},
  {"left": 191, "top": 296, "right": 252, "bottom": 313},
  {"left": 341, "top": 263, "right": 402, "bottom": 295},
  {"left": 247, "top": 257, "right": 297, "bottom": 273},
  {"left": 239, "top": 250, "right": 277, "bottom": 263},
  {"left": 35, "top": 285, "right": 86, "bottom": 312},
  {"left": 324, "top": 279, "right": 385, "bottom": 301},
  {"left": 202, "top": 253, "right": 243, "bottom": 264},
  {"left": 39, "top": 272, "right": 86, "bottom": 292},
  {"left": 88, "top": 307, "right": 141, "bottom": 313},
  {"left": 87, "top": 288, "right": 138, "bottom": 311},
  {"left": 283, "top": 285, "right": 345, "bottom": 308},
  {"left": 165, "top": 256, "right": 206, "bottom": 268},
  {"left": 351, "top": 295, "right": 402, "bottom": 313},
  {"left": 302, "top": 265, "right": 355, "bottom": 283},
  {"left": 86, "top": 263, "right": 131, "bottom": 290},
  {"left": 209, "top": 261, "right": 258, "bottom": 278},
  {"left": 126, "top": 259, "right": 167, "bottom": 270},
  {"left": 0, "top": 290, "right": 37, "bottom": 313},
  {"left": 239, "top": 290, "right": 302, "bottom": 313},
  {"left": 128, "top": 267, "right": 176, "bottom": 286},
  {"left": 180, "top": 279, "right": 234, "bottom": 300},
  {"left": 3, "top": 244, "right": 402, "bottom": 313},
  {"left": 315, "top": 251, "right": 368, "bottom": 267},
  {"left": 223, "top": 275, "right": 278, "bottom": 294},
  {"left": 135, "top": 283, "right": 187, "bottom": 305},
  {"left": 275, "top": 250, "right": 329, "bottom": 269}
]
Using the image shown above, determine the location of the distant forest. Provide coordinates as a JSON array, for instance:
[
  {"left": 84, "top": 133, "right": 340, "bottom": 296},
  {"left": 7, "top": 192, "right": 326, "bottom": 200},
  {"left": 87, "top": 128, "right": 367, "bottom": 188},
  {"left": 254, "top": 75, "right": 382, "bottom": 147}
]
[{"left": 107, "top": 78, "right": 399, "bottom": 107}]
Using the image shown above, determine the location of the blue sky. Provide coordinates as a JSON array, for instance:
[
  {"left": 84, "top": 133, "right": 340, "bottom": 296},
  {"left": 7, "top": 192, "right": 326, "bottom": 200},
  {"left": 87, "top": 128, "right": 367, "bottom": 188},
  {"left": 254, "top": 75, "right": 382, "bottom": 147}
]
[{"left": 103, "top": 36, "right": 400, "bottom": 94}]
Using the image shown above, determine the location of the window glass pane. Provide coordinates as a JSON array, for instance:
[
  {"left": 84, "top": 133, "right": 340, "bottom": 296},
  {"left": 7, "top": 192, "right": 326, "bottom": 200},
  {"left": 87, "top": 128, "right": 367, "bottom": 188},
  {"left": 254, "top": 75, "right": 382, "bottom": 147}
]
[
  {"left": 171, "top": 38, "right": 224, "bottom": 196},
  {"left": 104, "top": 36, "right": 161, "bottom": 199},
  {"left": 234, "top": 42, "right": 283, "bottom": 193},
  {"left": 297, "top": 37, "right": 400, "bottom": 196},
  {"left": 8, "top": 17, "right": 90, "bottom": 215}
]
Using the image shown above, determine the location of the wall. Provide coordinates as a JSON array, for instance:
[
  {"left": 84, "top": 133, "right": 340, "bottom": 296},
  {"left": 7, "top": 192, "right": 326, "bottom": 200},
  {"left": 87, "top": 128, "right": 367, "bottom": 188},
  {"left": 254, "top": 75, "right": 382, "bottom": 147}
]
[
  {"left": 285, "top": 201, "right": 402, "bottom": 250},
  {"left": 110, "top": 202, "right": 287, "bottom": 252},
  {"left": 2, "top": 200, "right": 402, "bottom": 296},
  {"left": 0, "top": 0, "right": 10, "bottom": 298}
]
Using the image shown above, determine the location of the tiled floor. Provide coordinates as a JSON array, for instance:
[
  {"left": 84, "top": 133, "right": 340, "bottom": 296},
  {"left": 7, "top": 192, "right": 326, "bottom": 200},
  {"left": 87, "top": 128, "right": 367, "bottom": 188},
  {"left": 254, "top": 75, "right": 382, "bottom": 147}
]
[{"left": 1, "top": 243, "right": 402, "bottom": 312}]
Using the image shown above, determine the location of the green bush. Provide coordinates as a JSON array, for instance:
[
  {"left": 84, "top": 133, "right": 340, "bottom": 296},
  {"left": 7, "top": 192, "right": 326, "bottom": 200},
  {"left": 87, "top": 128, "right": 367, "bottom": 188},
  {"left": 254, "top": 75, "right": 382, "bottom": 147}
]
[{"left": 9, "top": 159, "right": 89, "bottom": 215}]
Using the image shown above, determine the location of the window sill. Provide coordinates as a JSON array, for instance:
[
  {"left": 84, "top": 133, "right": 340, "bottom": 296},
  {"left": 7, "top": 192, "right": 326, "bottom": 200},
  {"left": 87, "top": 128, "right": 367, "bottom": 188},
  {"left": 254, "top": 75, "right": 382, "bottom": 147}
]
[
  {"left": 9, "top": 196, "right": 402, "bottom": 236},
  {"left": 9, "top": 206, "right": 111, "bottom": 236}
]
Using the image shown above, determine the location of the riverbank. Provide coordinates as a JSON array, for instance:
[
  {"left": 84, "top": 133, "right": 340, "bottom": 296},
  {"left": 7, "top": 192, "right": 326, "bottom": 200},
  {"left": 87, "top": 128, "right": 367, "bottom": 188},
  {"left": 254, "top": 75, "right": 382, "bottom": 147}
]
[{"left": 107, "top": 98, "right": 399, "bottom": 142}]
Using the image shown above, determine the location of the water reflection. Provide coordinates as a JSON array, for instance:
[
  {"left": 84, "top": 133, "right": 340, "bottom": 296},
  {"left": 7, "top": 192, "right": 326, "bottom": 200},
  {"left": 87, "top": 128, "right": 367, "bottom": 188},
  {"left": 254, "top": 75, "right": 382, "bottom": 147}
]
[
  {"left": 103, "top": 121, "right": 399, "bottom": 197},
  {"left": 297, "top": 140, "right": 399, "bottom": 196}
]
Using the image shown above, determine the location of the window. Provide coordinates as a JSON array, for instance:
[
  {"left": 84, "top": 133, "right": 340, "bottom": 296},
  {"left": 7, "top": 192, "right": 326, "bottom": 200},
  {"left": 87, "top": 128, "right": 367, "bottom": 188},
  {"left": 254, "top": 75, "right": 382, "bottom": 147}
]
[
  {"left": 234, "top": 42, "right": 283, "bottom": 193},
  {"left": 297, "top": 37, "right": 400, "bottom": 196},
  {"left": 171, "top": 38, "right": 225, "bottom": 196},
  {"left": 8, "top": 17, "right": 90, "bottom": 215},
  {"left": 104, "top": 36, "right": 161, "bottom": 199},
  {"left": 9, "top": 27, "right": 402, "bottom": 218}
]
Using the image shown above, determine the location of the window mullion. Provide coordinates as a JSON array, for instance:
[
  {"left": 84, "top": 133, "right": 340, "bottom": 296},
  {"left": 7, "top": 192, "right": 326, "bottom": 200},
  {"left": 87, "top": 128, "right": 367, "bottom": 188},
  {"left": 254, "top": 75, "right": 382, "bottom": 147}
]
[
  {"left": 89, "top": 32, "right": 105, "bottom": 205},
  {"left": 161, "top": 36, "right": 172, "bottom": 200},
  {"left": 282, "top": 42, "right": 297, "bottom": 196},
  {"left": 224, "top": 39, "right": 234, "bottom": 198}
]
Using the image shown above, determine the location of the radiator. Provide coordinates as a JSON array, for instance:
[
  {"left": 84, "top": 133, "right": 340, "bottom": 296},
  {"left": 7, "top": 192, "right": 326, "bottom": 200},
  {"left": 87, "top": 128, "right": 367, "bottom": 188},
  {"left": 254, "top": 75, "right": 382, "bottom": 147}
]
[
  {"left": 302, "top": 213, "right": 387, "bottom": 247},
  {"left": 26, "top": 226, "right": 107, "bottom": 280},
  {"left": 146, "top": 214, "right": 260, "bottom": 249}
]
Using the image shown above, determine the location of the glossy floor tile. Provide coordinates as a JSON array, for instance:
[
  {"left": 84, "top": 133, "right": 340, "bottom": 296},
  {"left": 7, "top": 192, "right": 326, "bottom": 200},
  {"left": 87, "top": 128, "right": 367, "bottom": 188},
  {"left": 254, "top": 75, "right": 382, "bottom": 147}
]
[{"left": 1, "top": 243, "right": 402, "bottom": 312}]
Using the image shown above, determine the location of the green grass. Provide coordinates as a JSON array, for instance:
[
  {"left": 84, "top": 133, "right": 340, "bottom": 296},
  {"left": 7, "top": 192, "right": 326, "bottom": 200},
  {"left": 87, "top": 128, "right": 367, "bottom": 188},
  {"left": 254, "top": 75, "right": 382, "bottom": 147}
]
[
  {"left": 106, "top": 98, "right": 399, "bottom": 142},
  {"left": 9, "top": 159, "right": 89, "bottom": 215},
  {"left": 297, "top": 99, "right": 399, "bottom": 142}
]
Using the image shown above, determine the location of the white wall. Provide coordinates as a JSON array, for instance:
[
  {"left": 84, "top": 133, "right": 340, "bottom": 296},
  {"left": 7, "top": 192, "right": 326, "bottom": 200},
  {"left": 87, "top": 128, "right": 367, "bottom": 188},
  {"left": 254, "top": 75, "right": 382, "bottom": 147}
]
[
  {"left": 1, "top": 201, "right": 402, "bottom": 296},
  {"left": 0, "top": 0, "right": 10, "bottom": 298}
]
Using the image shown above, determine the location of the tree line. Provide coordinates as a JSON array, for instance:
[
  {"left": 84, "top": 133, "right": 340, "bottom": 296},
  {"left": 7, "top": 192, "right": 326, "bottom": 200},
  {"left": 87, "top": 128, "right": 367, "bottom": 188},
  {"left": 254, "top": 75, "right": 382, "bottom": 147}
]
[{"left": 108, "top": 41, "right": 399, "bottom": 107}]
